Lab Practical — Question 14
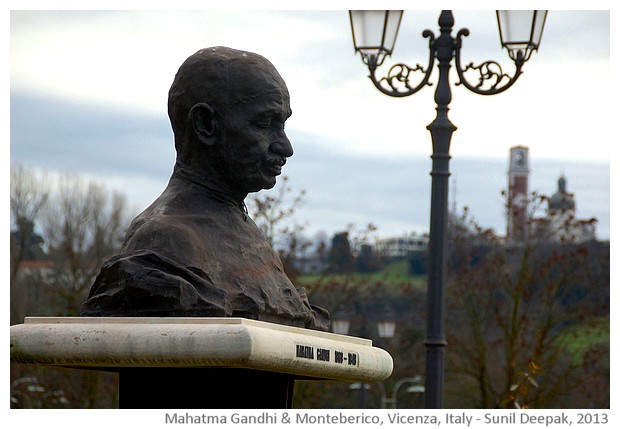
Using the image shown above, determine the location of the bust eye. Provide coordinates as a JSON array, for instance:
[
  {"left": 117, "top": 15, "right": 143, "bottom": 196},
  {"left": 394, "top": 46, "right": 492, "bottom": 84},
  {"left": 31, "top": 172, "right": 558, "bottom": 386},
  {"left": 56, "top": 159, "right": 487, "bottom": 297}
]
[{"left": 253, "top": 119, "right": 285, "bottom": 130}]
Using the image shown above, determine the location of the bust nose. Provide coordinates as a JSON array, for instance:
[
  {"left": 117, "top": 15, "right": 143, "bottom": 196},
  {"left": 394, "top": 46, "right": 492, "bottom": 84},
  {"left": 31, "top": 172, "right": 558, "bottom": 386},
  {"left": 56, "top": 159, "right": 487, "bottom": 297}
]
[{"left": 271, "top": 132, "right": 294, "bottom": 158}]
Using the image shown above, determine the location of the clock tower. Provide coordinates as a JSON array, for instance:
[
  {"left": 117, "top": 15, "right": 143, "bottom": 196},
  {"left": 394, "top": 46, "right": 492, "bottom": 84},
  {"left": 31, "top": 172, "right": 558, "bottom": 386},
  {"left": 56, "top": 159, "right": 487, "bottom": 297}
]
[{"left": 507, "top": 146, "right": 530, "bottom": 242}]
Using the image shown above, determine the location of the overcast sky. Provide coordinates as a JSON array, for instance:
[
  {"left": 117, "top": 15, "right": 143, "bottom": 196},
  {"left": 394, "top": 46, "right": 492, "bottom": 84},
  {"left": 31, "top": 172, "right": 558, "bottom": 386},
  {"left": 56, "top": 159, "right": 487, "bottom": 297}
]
[{"left": 7, "top": 6, "right": 613, "bottom": 241}]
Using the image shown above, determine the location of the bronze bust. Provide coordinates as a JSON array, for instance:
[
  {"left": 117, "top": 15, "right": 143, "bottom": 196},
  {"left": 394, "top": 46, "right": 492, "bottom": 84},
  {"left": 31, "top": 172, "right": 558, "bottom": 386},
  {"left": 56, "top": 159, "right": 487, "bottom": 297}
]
[{"left": 81, "top": 47, "right": 329, "bottom": 331}]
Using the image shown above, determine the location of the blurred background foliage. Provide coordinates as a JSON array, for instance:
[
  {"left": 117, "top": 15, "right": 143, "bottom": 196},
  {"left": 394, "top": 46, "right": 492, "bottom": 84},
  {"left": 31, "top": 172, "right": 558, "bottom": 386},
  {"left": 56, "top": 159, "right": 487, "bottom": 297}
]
[{"left": 10, "top": 166, "right": 608, "bottom": 408}]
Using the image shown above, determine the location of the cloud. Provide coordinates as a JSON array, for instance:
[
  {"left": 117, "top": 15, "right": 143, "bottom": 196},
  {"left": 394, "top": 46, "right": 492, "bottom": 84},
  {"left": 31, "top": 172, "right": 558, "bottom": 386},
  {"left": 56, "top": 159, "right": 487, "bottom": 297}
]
[
  {"left": 9, "top": 10, "right": 612, "bottom": 240},
  {"left": 11, "top": 85, "right": 610, "bottom": 240},
  {"left": 11, "top": 10, "right": 612, "bottom": 164},
  {"left": 10, "top": 92, "right": 173, "bottom": 179}
]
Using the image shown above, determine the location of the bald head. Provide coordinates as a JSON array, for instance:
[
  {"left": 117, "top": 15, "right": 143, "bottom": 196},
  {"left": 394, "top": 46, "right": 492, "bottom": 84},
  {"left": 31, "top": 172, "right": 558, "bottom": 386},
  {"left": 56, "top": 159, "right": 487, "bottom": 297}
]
[
  {"left": 167, "top": 47, "right": 294, "bottom": 199},
  {"left": 168, "top": 47, "right": 289, "bottom": 152}
]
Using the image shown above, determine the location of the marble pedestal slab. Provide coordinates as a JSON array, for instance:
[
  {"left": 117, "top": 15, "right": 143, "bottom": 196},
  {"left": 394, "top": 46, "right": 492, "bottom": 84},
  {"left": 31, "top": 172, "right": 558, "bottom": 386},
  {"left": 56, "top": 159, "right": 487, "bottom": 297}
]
[{"left": 10, "top": 317, "right": 393, "bottom": 409}]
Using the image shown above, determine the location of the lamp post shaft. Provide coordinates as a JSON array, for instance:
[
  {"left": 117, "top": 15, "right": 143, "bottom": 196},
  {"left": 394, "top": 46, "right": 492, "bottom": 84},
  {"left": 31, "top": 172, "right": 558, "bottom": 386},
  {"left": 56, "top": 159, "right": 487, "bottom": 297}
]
[
  {"left": 351, "top": 8, "right": 543, "bottom": 409},
  {"left": 424, "top": 10, "right": 456, "bottom": 409}
]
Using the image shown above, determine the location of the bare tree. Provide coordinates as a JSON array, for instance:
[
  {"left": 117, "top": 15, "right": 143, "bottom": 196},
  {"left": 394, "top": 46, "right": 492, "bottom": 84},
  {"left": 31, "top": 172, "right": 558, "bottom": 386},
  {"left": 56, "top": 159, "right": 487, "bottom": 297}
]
[
  {"left": 247, "top": 175, "right": 310, "bottom": 281},
  {"left": 445, "top": 193, "right": 608, "bottom": 408},
  {"left": 248, "top": 176, "right": 306, "bottom": 247},
  {"left": 10, "top": 165, "right": 50, "bottom": 324},
  {"left": 10, "top": 165, "right": 49, "bottom": 286},
  {"left": 10, "top": 165, "right": 133, "bottom": 318},
  {"left": 41, "top": 174, "right": 131, "bottom": 315}
]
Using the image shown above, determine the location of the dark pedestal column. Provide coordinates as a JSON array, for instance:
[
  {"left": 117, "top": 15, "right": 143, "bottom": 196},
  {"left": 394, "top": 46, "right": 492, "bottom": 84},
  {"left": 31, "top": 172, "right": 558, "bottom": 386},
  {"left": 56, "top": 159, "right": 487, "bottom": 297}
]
[{"left": 118, "top": 368, "right": 295, "bottom": 409}]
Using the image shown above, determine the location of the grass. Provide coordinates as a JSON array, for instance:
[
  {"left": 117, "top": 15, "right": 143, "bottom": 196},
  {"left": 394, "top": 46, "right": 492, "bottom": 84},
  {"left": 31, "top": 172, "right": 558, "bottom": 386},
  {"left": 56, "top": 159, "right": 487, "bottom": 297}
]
[
  {"left": 556, "top": 317, "right": 610, "bottom": 365},
  {"left": 296, "top": 259, "right": 427, "bottom": 292}
]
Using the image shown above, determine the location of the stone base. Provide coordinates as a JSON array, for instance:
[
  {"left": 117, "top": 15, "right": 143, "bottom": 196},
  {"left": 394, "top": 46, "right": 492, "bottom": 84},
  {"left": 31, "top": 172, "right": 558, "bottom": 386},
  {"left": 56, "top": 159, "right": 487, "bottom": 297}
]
[{"left": 11, "top": 317, "right": 393, "bottom": 409}]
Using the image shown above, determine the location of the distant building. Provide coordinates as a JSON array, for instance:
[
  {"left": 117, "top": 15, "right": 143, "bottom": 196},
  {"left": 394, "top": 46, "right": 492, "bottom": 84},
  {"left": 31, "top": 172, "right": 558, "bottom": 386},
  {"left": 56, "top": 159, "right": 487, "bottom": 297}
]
[
  {"left": 505, "top": 146, "right": 596, "bottom": 244},
  {"left": 536, "top": 175, "right": 597, "bottom": 243},
  {"left": 375, "top": 232, "right": 428, "bottom": 258},
  {"left": 507, "top": 146, "right": 530, "bottom": 243},
  {"left": 15, "top": 260, "right": 55, "bottom": 282},
  {"left": 11, "top": 260, "right": 56, "bottom": 324}
]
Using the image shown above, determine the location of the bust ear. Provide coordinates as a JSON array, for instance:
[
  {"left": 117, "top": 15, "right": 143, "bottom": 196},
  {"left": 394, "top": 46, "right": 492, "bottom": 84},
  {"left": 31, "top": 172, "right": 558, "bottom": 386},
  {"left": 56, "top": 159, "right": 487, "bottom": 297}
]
[{"left": 189, "top": 103, "right": 217, "bottom": 145}]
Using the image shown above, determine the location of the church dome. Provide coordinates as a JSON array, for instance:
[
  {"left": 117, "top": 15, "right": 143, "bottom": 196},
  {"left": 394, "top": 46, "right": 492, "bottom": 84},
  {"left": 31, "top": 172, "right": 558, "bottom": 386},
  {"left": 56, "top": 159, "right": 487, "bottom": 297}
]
[{"left": 548, "top": 175, "right": 575, "bottom": 211}]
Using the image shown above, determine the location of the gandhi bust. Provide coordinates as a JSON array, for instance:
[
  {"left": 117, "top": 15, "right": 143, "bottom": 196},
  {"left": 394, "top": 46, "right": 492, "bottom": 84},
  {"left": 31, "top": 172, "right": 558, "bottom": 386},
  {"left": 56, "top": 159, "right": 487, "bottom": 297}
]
[{"left": 81, "top": 47, "right": 330, "bottom": 331}]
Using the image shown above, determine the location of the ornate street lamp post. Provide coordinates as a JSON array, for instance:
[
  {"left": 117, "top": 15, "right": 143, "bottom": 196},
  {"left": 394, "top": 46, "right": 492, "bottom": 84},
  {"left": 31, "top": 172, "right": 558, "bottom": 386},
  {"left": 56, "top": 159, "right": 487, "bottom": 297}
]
[{"left": 349, "top": 10, "right": 546, "bottom": 409}]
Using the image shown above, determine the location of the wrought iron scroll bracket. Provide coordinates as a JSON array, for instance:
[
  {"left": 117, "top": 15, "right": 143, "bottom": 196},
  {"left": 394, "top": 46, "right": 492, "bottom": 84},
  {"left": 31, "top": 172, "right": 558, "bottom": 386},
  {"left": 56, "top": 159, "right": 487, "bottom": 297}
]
[
  {"left": 367, "top": 30, "right": 436, "bottom": 98},
  {"left": 454, "top": 29, "right": 524, "bottom": 95}
]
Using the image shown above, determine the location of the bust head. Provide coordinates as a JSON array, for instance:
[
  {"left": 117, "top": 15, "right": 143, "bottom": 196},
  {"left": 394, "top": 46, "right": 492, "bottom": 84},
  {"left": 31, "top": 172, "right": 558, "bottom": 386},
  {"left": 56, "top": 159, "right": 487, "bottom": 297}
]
[{"left": 168, "top": 47, "right": 293, "bottom": 199}]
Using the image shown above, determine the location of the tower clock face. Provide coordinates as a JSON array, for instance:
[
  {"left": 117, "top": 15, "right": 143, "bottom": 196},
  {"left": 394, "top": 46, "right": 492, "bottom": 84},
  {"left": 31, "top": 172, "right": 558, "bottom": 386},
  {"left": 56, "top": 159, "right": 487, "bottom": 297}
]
[{"left": 514, "top": 150, "right": 525, "bottom": 166}]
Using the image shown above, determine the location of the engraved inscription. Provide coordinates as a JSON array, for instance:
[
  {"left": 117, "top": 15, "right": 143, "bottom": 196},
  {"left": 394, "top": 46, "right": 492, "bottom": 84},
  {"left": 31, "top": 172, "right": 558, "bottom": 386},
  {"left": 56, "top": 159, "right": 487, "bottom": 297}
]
[
  {"left": 296, "top": 344, "right": 314, "bottom": 359},
  {"left": 295, "top": 344, "right": 358, "bottom": 368},
  {"left": 317, "top": 348, "right": 330, "bottom": 362}
]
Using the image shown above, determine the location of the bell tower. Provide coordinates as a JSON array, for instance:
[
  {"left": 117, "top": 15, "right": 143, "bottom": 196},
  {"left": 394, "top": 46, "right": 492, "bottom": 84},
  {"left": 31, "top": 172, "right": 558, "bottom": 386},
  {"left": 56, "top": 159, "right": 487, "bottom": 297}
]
[{"left": 507, "top": 146, "right": 530, "bottom": 242}]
